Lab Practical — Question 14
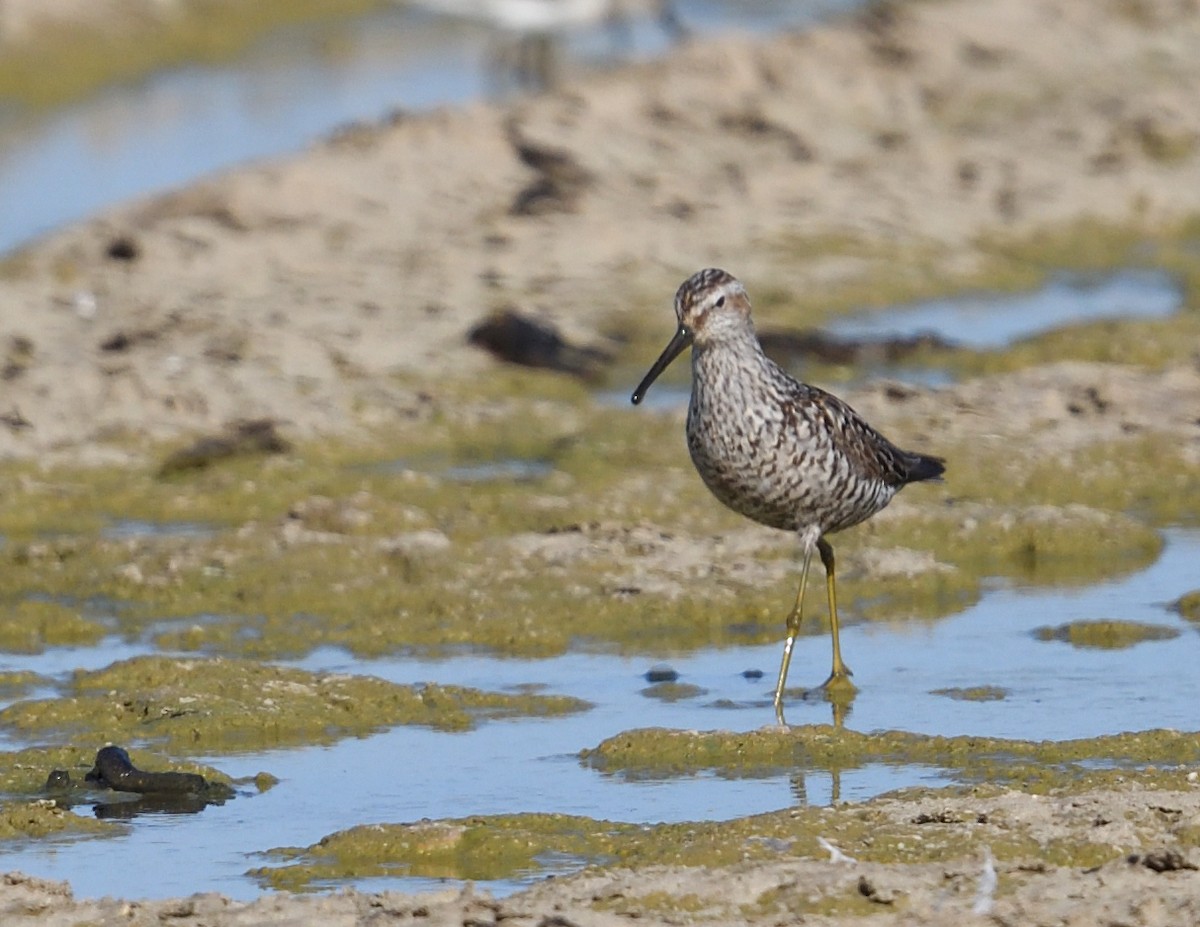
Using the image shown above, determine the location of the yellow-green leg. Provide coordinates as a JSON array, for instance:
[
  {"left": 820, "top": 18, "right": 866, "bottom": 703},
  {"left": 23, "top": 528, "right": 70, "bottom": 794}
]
[
  {"left": 818, "top": 538, "right": 855, "bottom": 692},
  {"left": 773, "top": 544, "right": 815, "bottom": 724},
  {"left": 774, "top": 538, "right": 857, "bottom": 725}
]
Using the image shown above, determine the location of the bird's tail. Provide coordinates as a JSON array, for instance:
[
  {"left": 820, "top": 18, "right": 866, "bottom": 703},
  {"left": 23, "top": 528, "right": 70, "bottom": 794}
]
[{"left": 904, "top": 453, "right": 946, "bottom": 484}]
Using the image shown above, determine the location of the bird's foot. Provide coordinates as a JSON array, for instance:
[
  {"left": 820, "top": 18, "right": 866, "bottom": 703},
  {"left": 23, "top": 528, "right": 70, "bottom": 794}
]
[
  {"left": 773, "top": 671, "right": 857, "bottom": 727},
  {"left": 807, "top": 672, "right": 855, "bottom": 728},
  {"left": 815, "top": 668, "right": 858, "bottom": 700}
]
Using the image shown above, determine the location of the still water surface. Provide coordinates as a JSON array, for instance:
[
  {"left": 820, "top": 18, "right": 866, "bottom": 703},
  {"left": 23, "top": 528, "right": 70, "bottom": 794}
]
[
  {"left": 826, "top": 269, "right": 1182, "bottom": 350},
  {"left": 1, "top": 528, "right": 1196, "bottom": 900}
]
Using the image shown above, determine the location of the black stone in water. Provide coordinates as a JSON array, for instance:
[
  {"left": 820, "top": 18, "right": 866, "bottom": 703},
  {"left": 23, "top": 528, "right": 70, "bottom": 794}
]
[
  {"left": 86, "top": 745, "right": 207, "bottom": 795},
  {"left": 644, "top": 663, "right": 679, "bottom": 683},
  {"left": 741, "top": 668, "right": 764, "bottom": 680}
]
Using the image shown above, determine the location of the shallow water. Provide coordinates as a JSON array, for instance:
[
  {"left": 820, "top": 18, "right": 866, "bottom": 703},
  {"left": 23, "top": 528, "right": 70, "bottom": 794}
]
[
  {"left": 370, "top": 455, "right": 555, "bottom": 482},
  {"left": 101, "top": 518, "right": 217, "bottom": 541},
  {"left": 1, "top": 527, "right": 1196, "bottom": 901},
  {"left": 825, "top": 269, "right": 1182, "bottom": 350},
  {"left": 0, "top": 0, "right": 856, "bottom": 255}
]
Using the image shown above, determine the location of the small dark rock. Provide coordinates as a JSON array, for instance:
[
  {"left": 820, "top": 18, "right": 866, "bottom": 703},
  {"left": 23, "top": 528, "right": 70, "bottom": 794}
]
[
  {"left": 663, "top": 199, "right": 694, "bottom": 220},
  {"left": 1066, "top": 385, "right": 1110, "bottom": 416},
  {"left": 468, "top": 309, "right": 610, "bottom": 380},
  {"left": 644, "top": 663, "right": 679, "bottom": 683},
  {"left": 741, "top": 668, "right": 764, "bottom": 680},
  {"left": 100, "top": 331, "right": 131, "bottom": 352},
  {"left": 86, "top": 745, "right": 208, "bottom": 795},
  {"left": 912, "top": 809, "right": 964, "bottom": 824},
  {"left": 857, "top": 874, "right": 897, "bottom": 904},
  {"left": 99, "top": 328, "right": 159, "bottom": 352},
  {"left": 105, "top": 236, "right": 140, "bottom": 261},
  {"left": 0, "top": 408, "right": 33, "bottom": 431},
  {"left": 45, "top": 769, "right": 72, "bottom": 790},
  {"left": 3, "top": 334, "right": 35, "bottom": 381},
  {"left": 159, "top": 419, "right": 290, "bottom": 476},
  {"left": 1131, "top": 849, "right": 1198, "bottom": 873}
]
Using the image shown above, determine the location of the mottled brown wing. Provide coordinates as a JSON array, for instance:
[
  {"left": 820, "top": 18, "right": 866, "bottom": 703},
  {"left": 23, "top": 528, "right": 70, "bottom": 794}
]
[{"left": 807, "top": 387, "right": 943, "bottom": 488}]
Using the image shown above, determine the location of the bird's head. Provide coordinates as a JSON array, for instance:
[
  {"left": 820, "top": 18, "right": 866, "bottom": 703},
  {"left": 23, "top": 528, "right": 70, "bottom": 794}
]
[{"left": 631, "top": 268, "right": 751, "bottom": 404}]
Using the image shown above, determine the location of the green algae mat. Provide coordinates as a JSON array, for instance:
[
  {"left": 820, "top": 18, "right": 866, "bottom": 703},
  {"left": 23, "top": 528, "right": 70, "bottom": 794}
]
[{"left": 0, "top": 654, "right": 589, "bottom": 753}]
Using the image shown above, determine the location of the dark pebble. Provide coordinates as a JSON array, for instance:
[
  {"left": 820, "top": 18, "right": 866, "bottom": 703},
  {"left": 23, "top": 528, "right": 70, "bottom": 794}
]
[{"left": 644, "top": 663, "right": 679, "bottom": 683}]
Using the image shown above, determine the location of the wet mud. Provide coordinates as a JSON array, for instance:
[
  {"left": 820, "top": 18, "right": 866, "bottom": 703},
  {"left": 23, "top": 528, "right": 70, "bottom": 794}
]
[{"left": 2, "top": 0, "right": 1200, "bottom": 923}]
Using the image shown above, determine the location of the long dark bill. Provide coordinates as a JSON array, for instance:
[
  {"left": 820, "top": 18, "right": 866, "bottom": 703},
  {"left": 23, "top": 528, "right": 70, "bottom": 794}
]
[{"left": 631, "top": 325, "right": 692, "bottom": 405}]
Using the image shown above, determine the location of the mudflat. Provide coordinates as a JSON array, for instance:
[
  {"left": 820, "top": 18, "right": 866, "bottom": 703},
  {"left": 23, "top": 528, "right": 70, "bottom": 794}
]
[{"left": 2, "top": 0, "right": 1200, "bottom": 923}]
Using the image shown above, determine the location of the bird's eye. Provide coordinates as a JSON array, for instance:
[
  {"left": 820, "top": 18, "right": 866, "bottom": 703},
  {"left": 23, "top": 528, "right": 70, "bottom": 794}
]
[{"left": 715, "top": 295, "right": 726, "bottom": 308}]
